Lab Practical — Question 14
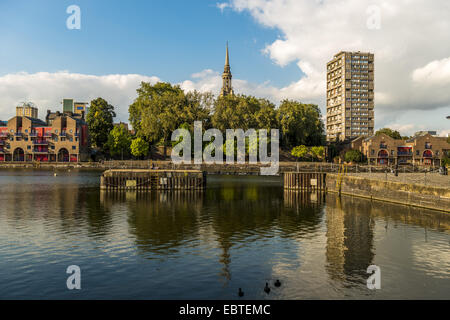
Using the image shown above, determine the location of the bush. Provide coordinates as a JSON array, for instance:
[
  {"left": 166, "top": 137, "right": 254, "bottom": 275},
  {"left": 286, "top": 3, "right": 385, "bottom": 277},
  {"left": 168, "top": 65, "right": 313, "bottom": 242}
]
[{"left": 344, "top": 149, "right": 364, "bottom": 163}]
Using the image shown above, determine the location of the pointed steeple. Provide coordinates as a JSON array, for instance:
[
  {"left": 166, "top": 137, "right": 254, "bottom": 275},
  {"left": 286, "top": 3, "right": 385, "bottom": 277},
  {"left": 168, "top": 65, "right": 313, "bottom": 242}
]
[
  {"left": 225, "top": 42, "right": 230, "bottom": 67},
  {"left": 220, "top": 42, "right": 234, "bottom": 97}
]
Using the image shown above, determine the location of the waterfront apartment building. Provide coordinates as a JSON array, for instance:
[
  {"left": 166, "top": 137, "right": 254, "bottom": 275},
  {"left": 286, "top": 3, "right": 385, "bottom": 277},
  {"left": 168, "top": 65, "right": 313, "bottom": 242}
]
[
  {"left": 351, "top": 133, "right": 450, "bottom": 166},
  {"left": 0, "top": 105, "right": 89, "bottom": 162},
  {"left": 326, "top": 51, "right": 375, "bottom": 142}
]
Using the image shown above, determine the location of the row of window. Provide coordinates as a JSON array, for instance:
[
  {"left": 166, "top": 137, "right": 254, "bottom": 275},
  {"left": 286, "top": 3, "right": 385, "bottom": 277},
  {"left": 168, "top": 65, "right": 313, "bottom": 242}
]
[{"left": 2, "top": 144, "right": 77, "bottom": 151}]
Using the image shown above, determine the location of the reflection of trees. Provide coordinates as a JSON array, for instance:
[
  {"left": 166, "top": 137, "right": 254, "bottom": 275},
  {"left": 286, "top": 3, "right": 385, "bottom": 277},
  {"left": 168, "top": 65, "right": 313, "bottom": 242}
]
[
  {"left": 102, "top": 175, "right": 325, "bottom": 284},
  {"left": 325, "top": 194, "right": 375, "bottom": 284},
  {"left": 82, "top": 188, "right": 113, "bottom": 238},
  {"left": 124, "top": 192, "right": 204, "bottom": 254}
]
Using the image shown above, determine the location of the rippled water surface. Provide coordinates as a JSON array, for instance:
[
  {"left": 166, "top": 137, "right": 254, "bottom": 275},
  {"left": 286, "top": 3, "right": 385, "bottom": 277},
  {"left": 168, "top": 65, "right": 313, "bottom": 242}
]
[{"left": 0, "top": 169, "right": 448, "bottom": 299}]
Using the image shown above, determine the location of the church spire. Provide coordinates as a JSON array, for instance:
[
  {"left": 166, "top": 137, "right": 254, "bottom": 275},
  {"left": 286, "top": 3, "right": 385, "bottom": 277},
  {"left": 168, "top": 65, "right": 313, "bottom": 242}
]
[
  {"left": 225, "top": 41, "right": 230, "bottom": 67},
  {"left": 220, "top": 42, "right": 234, "bottom": 97}
]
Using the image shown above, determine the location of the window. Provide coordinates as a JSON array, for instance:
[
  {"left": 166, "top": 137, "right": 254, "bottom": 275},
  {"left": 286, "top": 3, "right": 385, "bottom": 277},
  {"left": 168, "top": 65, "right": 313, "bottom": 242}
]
[
  {"left": 371, "top": 149, "right": 375, "bottom": 155},
  {"left": 27, "top": 146, "right": 31, "bottom": 150},
  {"left": 72, "top": 146, "right": 76, "bottom": 150},
  {"left": 416, "top": 150, "right": 420, "bottom": 156},
  {"left": 51, "top": 146, "right": 55, "bottom": 150}
]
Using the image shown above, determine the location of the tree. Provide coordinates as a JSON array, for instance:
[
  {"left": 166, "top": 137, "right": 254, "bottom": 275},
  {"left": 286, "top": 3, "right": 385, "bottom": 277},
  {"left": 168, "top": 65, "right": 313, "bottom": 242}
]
[
  {"left": 344, "top": 149, "right": 364, "bottom": 163},
  {"left": 375, "top": 128, "right": 402, "bottom": 140},
  {"left": 129, "top": 82, "right": 210, "bottom": 147},
  {"left": 86, "top": 98, "right": 116, "bottom": 149},
  {"left": 278, "top": 100, "right": 325, "bottom": 148},
  {"left": 131, "top": 137, "right": 149, "bottom": 159},
  {"left": 212, "top": 94, "right": 260, "bottom": 131},
  {"left": 291, "top": 145, "right": 309, "bottom": 161},
  {"left": 105, "top": 125, "right": 132, "bottom": 159},
  {"left": 310, "top": 146, "right": 325, "bottom": 161}
]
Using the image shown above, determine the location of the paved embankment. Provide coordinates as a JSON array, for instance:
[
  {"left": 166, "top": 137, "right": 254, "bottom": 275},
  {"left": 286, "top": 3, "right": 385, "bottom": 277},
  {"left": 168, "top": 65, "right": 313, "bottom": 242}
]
[{"left": 326, "top": 173, "right": 450, "bottom": 212}]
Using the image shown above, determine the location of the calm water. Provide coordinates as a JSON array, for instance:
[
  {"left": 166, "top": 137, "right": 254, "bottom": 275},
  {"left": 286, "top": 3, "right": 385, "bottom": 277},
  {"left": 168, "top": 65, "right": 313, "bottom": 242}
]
[{"left": 0, "top": 169, "right": 448, "bottom": 300}]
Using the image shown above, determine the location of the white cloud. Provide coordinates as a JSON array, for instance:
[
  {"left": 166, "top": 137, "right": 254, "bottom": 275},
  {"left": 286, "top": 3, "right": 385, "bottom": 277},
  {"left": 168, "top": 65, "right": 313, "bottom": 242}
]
[
  {"left": 412, "top": 57, "right": 450, "bottom": 85},
  {"left": 222, "top": 0, "right": 450, "bottom": 136},
  {"left": 0, "top": 72, "right": 160, "bottom": 123},
  {"left": 216, "top": 2, "right": 231, "bottom": 13}
]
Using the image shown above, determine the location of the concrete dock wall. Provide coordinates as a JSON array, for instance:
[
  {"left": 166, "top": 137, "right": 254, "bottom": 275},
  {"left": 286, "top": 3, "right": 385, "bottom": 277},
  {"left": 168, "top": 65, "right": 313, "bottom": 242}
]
[{"left": 326, "top": 174, "right": 450, "bottom": 212}]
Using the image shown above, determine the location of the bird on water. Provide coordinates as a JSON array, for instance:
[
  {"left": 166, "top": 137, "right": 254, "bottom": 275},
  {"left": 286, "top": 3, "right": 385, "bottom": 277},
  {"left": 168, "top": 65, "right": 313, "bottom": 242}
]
[
  {"left": 264, "top": 283, "right": 270, "bottom": 294},
  {"left": 274, "top": 280, "right": 281, "bottom": 287},
  {"left": 238, "top": 288, "right": 244, "bottom": 297}
]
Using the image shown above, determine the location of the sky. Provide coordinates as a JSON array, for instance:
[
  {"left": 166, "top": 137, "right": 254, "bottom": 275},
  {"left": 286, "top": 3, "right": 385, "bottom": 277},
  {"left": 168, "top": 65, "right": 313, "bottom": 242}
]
[{"left": 0, "top": 0, "right": 449, "bottom": 136}]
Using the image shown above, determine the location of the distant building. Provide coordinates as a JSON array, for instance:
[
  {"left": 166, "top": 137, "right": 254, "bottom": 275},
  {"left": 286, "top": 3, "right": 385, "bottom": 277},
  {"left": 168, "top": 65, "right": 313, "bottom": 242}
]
[
  {"left": 351, "top": 133, "right": 450, "bottom": 166},
  {"left": 220, "top": 43, "right": 234, "bottom": 97},
  {"left": 114, "top": 122, "right": 130, "bottom": 131},
  {"left": 74, "top": 102, "right": 89, "bottom": 117},
  {"left": 326, "top": 51, "right": 375, "bottom": 142},
  {"left": 414, "top": 130, "right": 437, "bottom": 137},
  {"left": 62, "top": 99, "right": 74, "bottom": 113},
  {"left": 16, "top": 102, "right": 38, "bottom": 119}
]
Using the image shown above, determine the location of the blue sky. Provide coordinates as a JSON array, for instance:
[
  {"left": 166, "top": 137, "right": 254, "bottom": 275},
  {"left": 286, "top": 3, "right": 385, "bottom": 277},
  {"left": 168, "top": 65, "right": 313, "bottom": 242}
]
[
  {"left": 0, "top": 0, "right": 449, "bottom": 136},
  {"left": 0, "top": 0, "right": 300, "bottom": 86}
]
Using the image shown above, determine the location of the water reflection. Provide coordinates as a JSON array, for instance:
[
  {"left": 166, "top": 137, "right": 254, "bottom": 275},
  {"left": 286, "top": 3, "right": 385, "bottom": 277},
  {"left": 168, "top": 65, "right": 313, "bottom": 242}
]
[
  {"left": 0, "top": 170, "right": 448, "bottom": 299},
  {"left": 325, "top": 195, "right": 375, "bottom": 286}
]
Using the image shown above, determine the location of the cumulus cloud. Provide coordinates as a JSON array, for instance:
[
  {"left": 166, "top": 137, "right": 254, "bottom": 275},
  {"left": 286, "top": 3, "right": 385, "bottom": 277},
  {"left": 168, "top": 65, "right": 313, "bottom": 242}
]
[
  {"left": 224, "top": 0, "right": 450, "bottom": 134},
  {"left": 0, "top": 72, "right": 160, "bottom": 123}
]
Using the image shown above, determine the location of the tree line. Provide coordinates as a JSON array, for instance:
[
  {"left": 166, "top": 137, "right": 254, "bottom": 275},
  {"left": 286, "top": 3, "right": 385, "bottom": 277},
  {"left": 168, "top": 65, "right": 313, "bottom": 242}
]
[{"left": 86, "top": 81, "right": 326, "bottom": 160}]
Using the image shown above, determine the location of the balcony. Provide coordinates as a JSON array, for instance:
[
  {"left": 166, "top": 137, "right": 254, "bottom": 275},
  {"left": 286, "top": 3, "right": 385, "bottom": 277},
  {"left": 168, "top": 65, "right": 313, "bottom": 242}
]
[
  {"left": 33, "top": 149, "right": 49, "bottom": 154},
  {"left": 380, "top": 144, "right": 388, "bottom": 149},
  {"left": 29, "top": 132, "right": 38, "bottom": 137},
  {"left": 44, "top": 132, "right": 52, "bottom": 137},
  {"left": 14, "top": 132, "right": 22, "bottom": 136},
  {"left": 0, "top": 132, "right": 8, "bottom": 137},
  {"left": 398, "top": 151, "right": 412, "bottom": 156},
  {"left": 33, "top": 140, "right": 49, "bottom": 145},
  {"left": 0, "top": 140, "right": 5, "bottom": 146},
  {"left": 60, "top": 131, "right": 67, "bottom": 137}
]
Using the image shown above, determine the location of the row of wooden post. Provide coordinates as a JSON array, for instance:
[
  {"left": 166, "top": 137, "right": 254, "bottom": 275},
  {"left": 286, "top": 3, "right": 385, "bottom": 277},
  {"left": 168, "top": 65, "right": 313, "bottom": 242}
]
[{"left": 284, "top": 172, "right": 326, "bottom": 191}]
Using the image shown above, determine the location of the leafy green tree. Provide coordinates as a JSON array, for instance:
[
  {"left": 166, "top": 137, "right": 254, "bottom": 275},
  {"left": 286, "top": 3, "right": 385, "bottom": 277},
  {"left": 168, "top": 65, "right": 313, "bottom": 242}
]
[
  {"left": 212, "top": 95, "right": 260, "bottom": 131},
  {"left": 254, "top": 99, "right": 278, "bottom": 131},
  {"left": 310, "top": 146, "right": 325, "bottom": 161},
  {"left": 129, "top": 82, "right": 210, "bottom": 147},
  {"left": 131, "top": 137, "right": 149, "bottom": 159},
  {"left": 375, "top": 128, "right": 402, "bottom": 140},
  {"left": 86, "top": 98, "right": 116, "bottom": 149},
  {"left": 105, "top": 125, "right": 132, "bottom": 159},
  {"left": 291, "top": 145, "right": 309, "bottom": 161},
  {"left": 344, "top": 149, "right": 364, "bottom": 163},
  {"left": 278, "top": 100, "right": 325, "bottom": 148}
]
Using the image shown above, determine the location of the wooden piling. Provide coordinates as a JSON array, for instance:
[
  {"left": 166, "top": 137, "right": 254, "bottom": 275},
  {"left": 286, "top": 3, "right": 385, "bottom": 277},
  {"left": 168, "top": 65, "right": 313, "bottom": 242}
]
[
  {"left": 283, "top": 172, "right": 326, "bottom": 191},
  {"left": 100, "top": 169, "right": 206, "bottom": 191}
]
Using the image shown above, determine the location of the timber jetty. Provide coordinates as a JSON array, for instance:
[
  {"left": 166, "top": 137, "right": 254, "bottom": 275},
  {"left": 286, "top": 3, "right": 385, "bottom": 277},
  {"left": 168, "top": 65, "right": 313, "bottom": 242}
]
[{"left": 100, "top": 169, "right": 206, "bottom": 191}]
